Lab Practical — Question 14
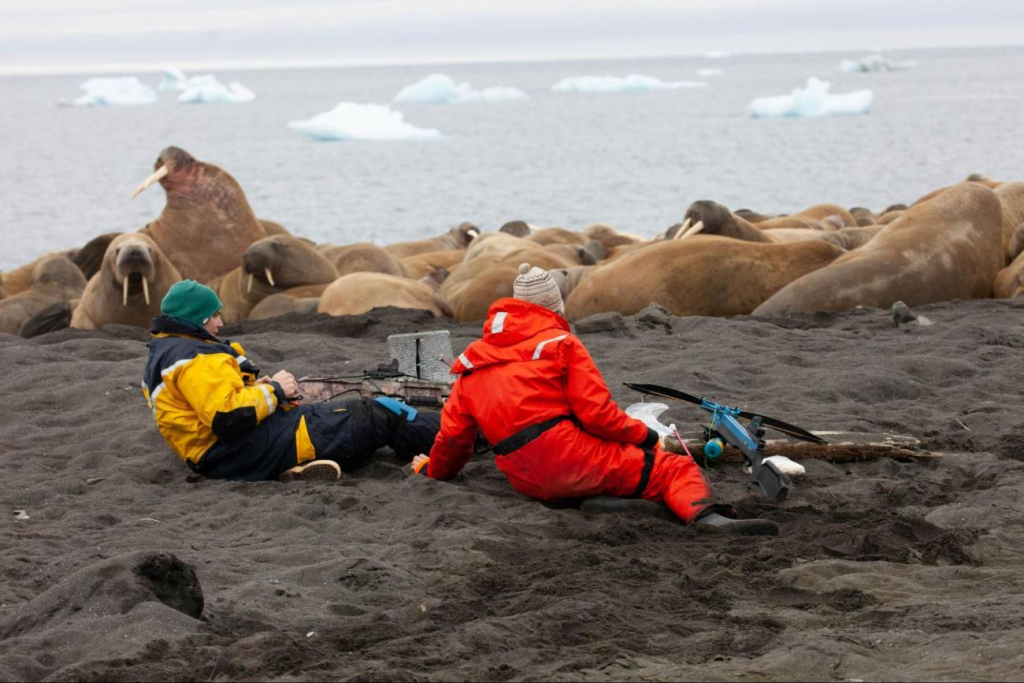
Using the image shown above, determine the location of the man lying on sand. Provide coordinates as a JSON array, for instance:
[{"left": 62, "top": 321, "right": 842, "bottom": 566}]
[
  {"left": 143, "top": 280, "right": 440, "bottom": 481},
  {"left": 412, "top": 264, "right": 778, "bottom": 535}
]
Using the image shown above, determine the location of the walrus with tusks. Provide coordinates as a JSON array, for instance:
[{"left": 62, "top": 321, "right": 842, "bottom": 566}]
[
  {"left": 754, "top": 183, "right": 1004, "bottom": 316},
  {"left": 213, "top": 234, "right": 340, "bottom": 322},
  {"left": 71, "top": 233, "right": 181, "bottom": 330},
  {"left": 131, "top": 146, "right": 267, "bottom": 284},
  {"left": 383, "top": 222, "right": 480, "bottom": 259},
  {"left": 0, "top": 255, "right": 86, "bottom": 336}
]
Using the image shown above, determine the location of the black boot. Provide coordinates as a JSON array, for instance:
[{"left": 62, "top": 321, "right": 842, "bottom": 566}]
[{"left": 695, "top": 511, "right": 779, "bottom": 536}]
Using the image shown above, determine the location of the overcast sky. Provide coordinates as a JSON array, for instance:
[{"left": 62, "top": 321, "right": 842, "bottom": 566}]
[{"left": 2, "top": 0, "right": 1022, "bottom": 74}]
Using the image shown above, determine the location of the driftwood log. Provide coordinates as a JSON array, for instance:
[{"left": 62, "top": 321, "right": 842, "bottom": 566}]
[{"left": 673, "top": 432, "right": 941, "bottom": 463}]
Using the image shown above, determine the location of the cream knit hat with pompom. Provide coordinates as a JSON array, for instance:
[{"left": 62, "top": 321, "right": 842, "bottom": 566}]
[{"left": 513, "top": 263, "right": 564, "bottom": 313}]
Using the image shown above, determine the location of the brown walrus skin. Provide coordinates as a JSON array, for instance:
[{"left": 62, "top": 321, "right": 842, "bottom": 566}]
[
  {"left": 135, "top": 146, "right": 267, "bottom": 284},
  {"left": 564, "top": 236, "right": 846, "bottom": 320},
  {"left": 754, "top": 183, "right": 1004, "bottom": 316}
]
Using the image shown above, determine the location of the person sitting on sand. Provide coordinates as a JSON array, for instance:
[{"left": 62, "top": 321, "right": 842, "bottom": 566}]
[
  {"left": 410, "top": 263, "right": 778, "bottom": 534},
  {"left": 143, "top": 279, "right": 441, "bottom": 481}
]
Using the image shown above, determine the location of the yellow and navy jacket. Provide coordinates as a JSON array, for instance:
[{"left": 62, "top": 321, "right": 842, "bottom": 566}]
[{"left": 142, "top": 315, "right": 286, "bottom": 466}]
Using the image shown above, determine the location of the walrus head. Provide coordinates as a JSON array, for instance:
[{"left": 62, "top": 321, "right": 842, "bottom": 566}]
[
  {"left": 107, "top": 235, "right": 157, "bottom": 306},
  {"left": 454, "top": 221, "right": 480, "bottom": 246},
  {"left": 241, "top": 235, "right": 339, "bottom": 293},
  {"left": 130, "top": 146, "right": 199, "bottom": 199},
  {"left": 500, "top": 220, "right": 533, "bottom": 238},
  {"left": 32, "top": 256, "right": 87, "bottom": 299}
]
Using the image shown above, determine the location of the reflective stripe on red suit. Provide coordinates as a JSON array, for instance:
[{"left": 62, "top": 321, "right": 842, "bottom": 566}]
[{"left": 427, "top": 298, "right": 711, "bottom": 523}]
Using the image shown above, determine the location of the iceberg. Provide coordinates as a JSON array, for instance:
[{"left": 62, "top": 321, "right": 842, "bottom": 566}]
[
  {"left": 288, "top": 102, "right": 441, "bottom": 141},
  {"left": 178, "top": 75, "right": 255, "bottom": 104},
  {"left": 698, "top": 68, "right": 722, "bottom": 76},
  {"left": 158, "top": 66, "right": 189, "bottom": 91},
  {"left": 394, "top": 74, "right": 527, "bottom": 104},
  {"left": 748, "top": 77, "right": 873, "bottom": 118},
  {"left": 551, "top": 74, "right": 707, "bottom": 93},
  {"left": 839, "top": 54, "right": 918, "bottom": 73},
  {"left": 74, "top": 77, "right": 157, "bottom": 106}
]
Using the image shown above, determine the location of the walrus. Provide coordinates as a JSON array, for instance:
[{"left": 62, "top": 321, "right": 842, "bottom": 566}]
[
  {"left": 317, "top": 272, "right": 451, "bottom": 318},
  {"left": 849, "top": 207, "right": 878, "bottom": 227},
  {"left": 213, "top": 235, "right": 339, "bottom": 322},
  {"left": 526, "top": 227, "right": 589, "bottom": 247},
  {"left": 756, "top": 204, "right": 856, "bottom": 230},
  {"left": 131, "top": 146, "right": 267, "bottom": 284},
  {"left": 994, "top": 181, "right": 1024, "bottom": 264},
  {"left": 399, "top": 249, "right": 466, "bottom": 279},
  {"left": 320, "top": 243, "right": 407, "bottom": 277},
  {"left": 911, "top": 176, "right": 1002, "bottom": 206},
  {"left": 383, "top": 222, "right": 479, "bottom": 259},
  {"left": 754, "top": 183, "right": 1004, "bottom": 316},
  {"left": 677, "top": 201, "right": 824, "bottom": 244},
  {"left": 583, "top": 223, "right": 646, "bottom": 250},
  {"left": 71, "top": 233, "right": 181, "bottom": 330},
  {"left": 565, "top": 237, "right": 846, "bottom": 321},
  {"left": 0, "top": 256, "right": 87, "bottom": 336}
]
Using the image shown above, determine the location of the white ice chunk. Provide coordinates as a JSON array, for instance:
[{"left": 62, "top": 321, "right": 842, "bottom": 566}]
[
  {"left": 288, "top": 102, "right": 441, "bottom": 141},
  {"left": 748, "top": 77, "right": 872, "bottom": 118},
  {"left": 625, "top": 402, "right": 674, "bottom": 437},
  {"left": 839, "top": 54, "right": 917, "bottom": 73},
  {"left": 158, "top": 66, "right": 189, "bottom": 91},
  {"left": 74, "top": 77, "right": 156, "bottom": 106},
  {"left": 698, "top": 68, "right": 722, "bottom": 76},
  {"left": 704, "top": 51, "right": 730, "bottom": 59},
  {"left": 394, "top": 73, "right": 527, "bottom": 104},
  {"left": 178, "top": 75, "right": 255, "bottom": 104},
  {"left": 552, "top": 74, "right": 707, "bottom": 93}
]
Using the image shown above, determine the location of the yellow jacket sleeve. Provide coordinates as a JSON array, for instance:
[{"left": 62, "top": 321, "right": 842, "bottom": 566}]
[{"left": 176, "top": 353, "right": 279, "bottom": 440}]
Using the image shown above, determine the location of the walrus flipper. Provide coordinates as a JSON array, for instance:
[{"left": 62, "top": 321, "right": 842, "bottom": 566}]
[{"left": 20, "top": 301, "right": 72, "bottom": 338}]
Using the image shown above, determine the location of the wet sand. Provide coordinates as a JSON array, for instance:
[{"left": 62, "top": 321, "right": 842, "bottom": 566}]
[{"left": 3, "top": 299, "right": 1024, "bottom": 681}]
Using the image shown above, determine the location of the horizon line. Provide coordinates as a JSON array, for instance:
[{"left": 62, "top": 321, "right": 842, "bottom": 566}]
[{"left": 1, "top": 41, "right": 1021, "bottom": 78}]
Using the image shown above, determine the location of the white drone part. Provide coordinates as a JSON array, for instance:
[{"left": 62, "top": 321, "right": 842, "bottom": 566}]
[{"left": 625, "top": 402, "right": 673, "bottom": 437}]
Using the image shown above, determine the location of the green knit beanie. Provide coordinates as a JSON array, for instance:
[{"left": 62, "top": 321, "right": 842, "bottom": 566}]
[{"left": 161, "top": 279, "right": 223, "bottom": 327}]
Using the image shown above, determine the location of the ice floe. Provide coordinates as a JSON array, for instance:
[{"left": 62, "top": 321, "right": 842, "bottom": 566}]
[
  {"left": 288, "top": 102, "right": 441, "bottom": 141},
  {"left": 748, "top": 77, "right": 873, "bottom": 118},
  {"left": 394, "top": 73, "right": 527, "bottom": 104},
  {"left": 698, "top": 68, "right": 722, "bottom": 77},
  {"left": 158, "top": 67, "right": 189, "bottom": 91},
  {"left": 551, "top": 75, "right": 707, "bottom": 93},
  {"left": 74, "top": 77, "right": 157, "bottom": 106},
  {"left": 839, "top": 54, "right": 918, "bottom": 73},
  {"left": 178, "top": 75, "right": 255, "bottom": 104}
]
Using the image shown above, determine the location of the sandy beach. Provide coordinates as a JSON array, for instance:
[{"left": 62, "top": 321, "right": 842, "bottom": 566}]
[{"left": 3, "top": 299, "right": 1024, "bottom": 681}]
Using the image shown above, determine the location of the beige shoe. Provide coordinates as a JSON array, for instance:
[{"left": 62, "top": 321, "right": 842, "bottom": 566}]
[{"left": 280, "top": 460, "right": 341, "bottom": 482}]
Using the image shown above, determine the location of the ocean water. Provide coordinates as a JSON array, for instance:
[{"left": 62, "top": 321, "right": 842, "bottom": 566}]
[{"left": 1, "top": 46, "right": 1022, "bottom": 271}]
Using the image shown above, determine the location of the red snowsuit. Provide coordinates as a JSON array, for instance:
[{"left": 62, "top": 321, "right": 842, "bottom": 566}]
[{"left": 426, "top": 298, "right": 711, "bottom": 523}]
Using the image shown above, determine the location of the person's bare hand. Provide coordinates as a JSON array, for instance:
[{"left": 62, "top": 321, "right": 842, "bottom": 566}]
[
  {"left": 411, "top": 454, "right": 430, "bottom": 475},
  {"left": 271, "top": 370, "right": 299, "bottom": 399}
]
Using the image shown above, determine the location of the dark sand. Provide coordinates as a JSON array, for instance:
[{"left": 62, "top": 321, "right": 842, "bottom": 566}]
[{"left": 3, "top": 300, "right": 1024, "bottom": 681}]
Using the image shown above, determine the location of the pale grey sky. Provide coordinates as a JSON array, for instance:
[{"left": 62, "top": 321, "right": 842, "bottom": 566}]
[{"left": 2, "top": 0, "right": 1022, "bottom": 74}]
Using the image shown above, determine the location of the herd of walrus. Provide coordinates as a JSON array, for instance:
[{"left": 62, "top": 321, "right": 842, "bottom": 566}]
[{"left": 2, "top": 145, "right": 1024, "bottom": 337}]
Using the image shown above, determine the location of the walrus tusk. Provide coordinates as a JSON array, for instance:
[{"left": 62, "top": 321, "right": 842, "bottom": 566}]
[
  {"left": 675, "top": 218, "right": 692, "bottom": 239},
  {"left": 142, "top": 276, "right": 150, "bottom": 306},
  {"left": 130, "top": 165, "right": 169, "bottom": 200},
  {"left": 264, "top": 268, "right": 275, "bottom": 287},
  {"left": 680, "top": 220, "right": 705, "bottom": 240},
  {"left": 123, "top": 278, "right": 129, "bottom": 306},
  {"left": 247, "top": 272, "right": 254, "bottom": 292}
]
